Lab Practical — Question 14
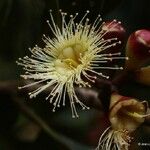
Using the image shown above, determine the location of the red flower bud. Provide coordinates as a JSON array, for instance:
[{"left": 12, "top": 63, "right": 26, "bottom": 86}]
[
  {"left": 125, "top": 29, "right": 150, "bottom": 70},
  {"left": 101, "top": 20, "right": 126, "bottom": 53},
  {"left": 100, "top": 20, "right": 126, "bottom": 78}
]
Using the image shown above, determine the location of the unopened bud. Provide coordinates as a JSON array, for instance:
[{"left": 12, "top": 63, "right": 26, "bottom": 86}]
[
  {"left": 125, "top": 29, "right": 150, "bottom": 70},
  {"left": 101, "top": 20, "right": 126, "bottom": 53}
]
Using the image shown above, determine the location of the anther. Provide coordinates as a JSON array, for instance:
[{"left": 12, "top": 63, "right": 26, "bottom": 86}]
[
  {"left": 86, "top": 18, "right": 89, "bottom": 22},
  {"left": 118, "top": 41, "right": 122, "bottom": 44},
  {"left": 72, "top": 115, "right": 75, "bottom": 118},
  {"left": 86, "top": 10, "right": 90, "bottom": 13},
  {"left": 126, "top": 57, "right": 129, "bottom": 60},
  {"left": 82, "top": 107, "right": 85, "bottom": 110}
]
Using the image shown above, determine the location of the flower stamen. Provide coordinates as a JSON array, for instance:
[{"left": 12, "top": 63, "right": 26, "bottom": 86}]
[
  {"left": 96, "top": 127, "right": 132, "bottom": 150},
  {"left": 17, "top": 10, "right": 125, "bottom": 117},
  {"left": 123, "top": 109, "right": 150, "bottom": 118}
]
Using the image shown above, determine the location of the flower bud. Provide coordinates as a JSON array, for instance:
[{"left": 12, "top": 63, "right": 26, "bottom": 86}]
[
  {"left": 101, "top": 20, "right": 126, "bottom": 53},
  {"left": 135, "top": 66, "right": 150, "bottom": 86},
  {"left": 99, "top": 21, "right": 126, "bottom": 78},
  {"left": 125, "top": 29, "right": 150, "bottom": 70}
]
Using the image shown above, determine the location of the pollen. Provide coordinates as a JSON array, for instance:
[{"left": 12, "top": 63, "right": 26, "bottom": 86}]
[{"left": 17, "top": 10, "right": 124, "bottom": 118}]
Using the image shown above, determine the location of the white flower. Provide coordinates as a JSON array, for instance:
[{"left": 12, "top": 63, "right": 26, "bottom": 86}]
[{"left": 17, "top": 10, "right": 124, "bottom": 118}]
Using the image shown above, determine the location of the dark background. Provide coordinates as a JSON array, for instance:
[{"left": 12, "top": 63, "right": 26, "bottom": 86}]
[{"left": 0, "top": 0, "right": 150, "bottom": 150}]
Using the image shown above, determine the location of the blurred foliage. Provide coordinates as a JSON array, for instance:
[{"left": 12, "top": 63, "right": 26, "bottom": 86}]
[{"left": 0, "top": 0, "right": 150, "bottom": 150}]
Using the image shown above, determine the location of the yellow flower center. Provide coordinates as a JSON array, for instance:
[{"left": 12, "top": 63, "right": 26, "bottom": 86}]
[{"left": 55, "top": 44, "right": 86, "bottom": 73}]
